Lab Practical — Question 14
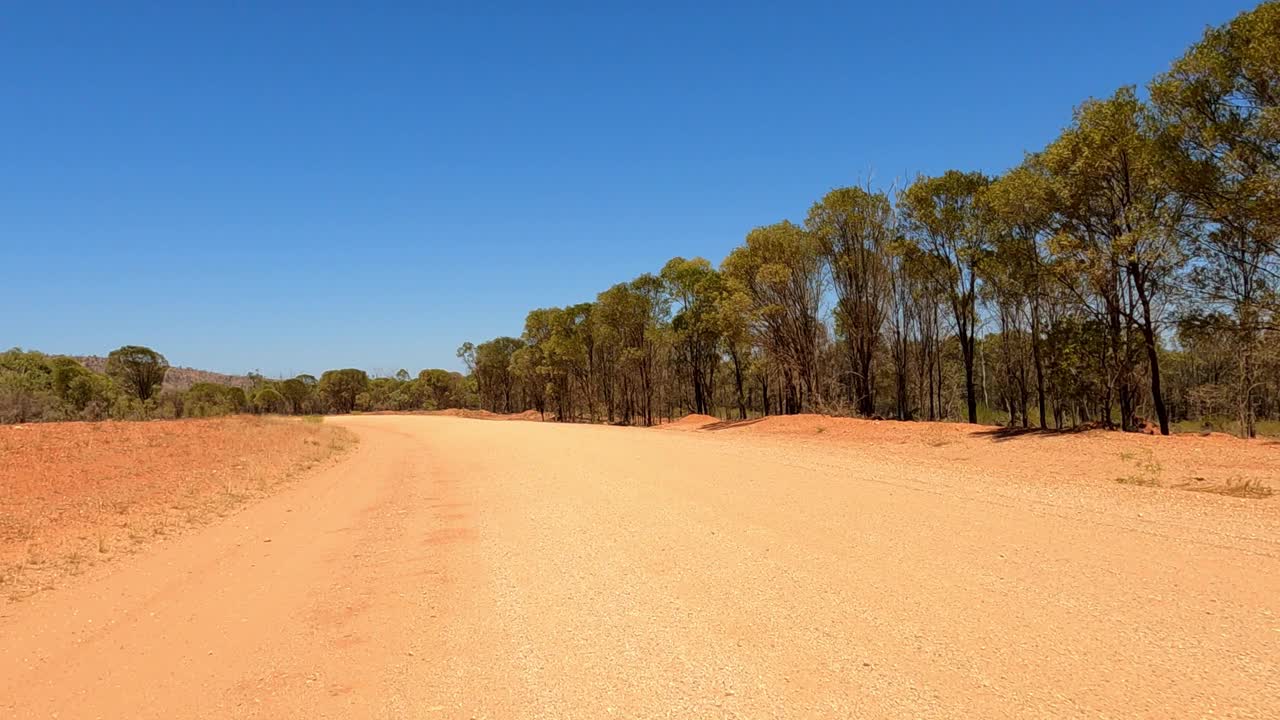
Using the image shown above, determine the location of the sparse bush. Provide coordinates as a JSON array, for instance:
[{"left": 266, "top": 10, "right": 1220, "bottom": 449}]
[
  {"left": 0, "top": 349, "right": 68, "bottom": 423},
  {"left": 252, "top": 387, "right": 288, "bottom": 414},
  {"left": 65, "top": 372, "right": 117, "bottom": 414},
  {"left": 1114, "top": 450, "right": 1164, "bottom": 487},
  {"left": 0, "top": 376, "right": 59, "bottom": 423},
  {"left": 110, "top": 395, "right": 146, "bottom": 421},
  {"left": 184, "top": 382, "right": 246, "bottom": 418},
  {"left": 319, "top": 369, "right": 368, "bottom": 414},
  {"left": 279, "top": 377, "right": 315, "bottom": 414},
  {"left": 153, "top": 389, "right": 186, "bottom": 419}
]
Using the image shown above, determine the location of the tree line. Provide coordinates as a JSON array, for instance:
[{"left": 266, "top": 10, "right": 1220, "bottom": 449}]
[
  {"left": 0, "top": 346, "right": 473, "bottom": 424},
  {"left": 460, "top": 3, "right": 1280, "bottom": 438},
  {"left": 4, "top": 5, "right": 1275, "bottom": 437}
]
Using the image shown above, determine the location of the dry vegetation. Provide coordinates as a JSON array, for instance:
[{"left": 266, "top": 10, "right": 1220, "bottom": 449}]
[
  {"left": 74, "top": 355, "right": 253, "bottom": 391},
  {"left": 0, "top": 415, "right": 355, "bottom": 602}
]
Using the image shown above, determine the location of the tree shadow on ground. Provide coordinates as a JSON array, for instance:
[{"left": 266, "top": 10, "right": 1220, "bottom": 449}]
[
  {"left": 699, "top": 417, "right": 770, "bottom": 431},
  {"left": 970, "top": 425, "right": 1102, "bottom": 443}
]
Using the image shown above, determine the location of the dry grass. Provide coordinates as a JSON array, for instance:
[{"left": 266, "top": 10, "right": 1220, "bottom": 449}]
[
  {"left": 1114, "top": 474, "right": 1163, "bottom": 488},
  {"left": 1175, "top": 477, "right": 1275, "bottom": 499},
  {"left": 0, "top": 415, "right": 356, "bottom": 603},
  {"left": 1106, "top": 451, "right": 1275, "bottom": 499}
]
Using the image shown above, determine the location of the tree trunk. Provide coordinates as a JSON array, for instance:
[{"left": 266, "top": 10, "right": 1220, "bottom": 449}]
[
  {"left": 858, "top": 346, "right": 875, "bottom": 417},
  {"left": 1133, "top": 274, "right": 1169, "bottom": 435},
  {"left": 1106, "top": 293, "right": 1122, "bottom": 430},
  {"left": 690, "top": 342, "right": 705, "bottom": 415},
  {"left": 1240, "top": 344, "right": 1256, "bottom": 439},
  {"left": 935, "top": 335, "right": 945, "bottom": 420},
  {"left": 729, "top": 346, "right": 747, "bottom": 420},
  {"left": 962, "top": 335, "right": 978, "bottom": 424},
  {"left": 1140, "top": 324, "right": 1169, "bottom": 435},
  {"left": 1238, "top": 306, "right": 1258, "bottom": 439},
  {"left": 927, "top": 348, "right": 936, "bottom": 421},
  {"left": 1031, "top": 302, "right": 1047, "bottom": 429},
  {"left": 893, "top": 331, "right": 908, "bottom": 421},
  {"left": 760, "top": 375, "right": 769, "bottom": 417}
]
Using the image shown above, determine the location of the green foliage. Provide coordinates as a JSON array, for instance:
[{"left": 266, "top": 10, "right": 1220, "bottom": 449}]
[
  {"left": 252, "top": 387, "right": 288, "bottom": 414},
  {"left": 0, "top": 349, "right": 119, "bottom": 422},
  {"left": 318, "top": 369, "right": 369, "bottom": 414},
  {"left": 722, "top": 221, "right": 824, "bottom": 413},
  {"left": 900, "top": 170, "right": 993, "bottom": 423},
  {"left": 471, "top": 337, "right": 524, "bottom": 412},
  {"left": 105, "top": 345, "right": 169, "bottom": 403},
  {"left": 441, "top": 5, "right": 1278, "bottom": 435},
  {"left": 0, "top": 347, "right": 482, "bottom": 424},
  {"left": 66, "top": 372, "right": 117, "bottom": 419},
  {"left": 661, "top": 257, "right": 725, "bottom": 415},
  {"left": 278, "top": 377, "right": 315, "bottom": 414},
  {"left": 1149, "top": 2, "right": 1279, "bottom": 437},
  {"left": 184, "top": 382, "right": 247, "bottom": 417},
  {"left": 807, "top": 186, "right": 895, "bottom": 415},
  {"left": 412, "top": 368, "right": 458, "bottom": 410}
]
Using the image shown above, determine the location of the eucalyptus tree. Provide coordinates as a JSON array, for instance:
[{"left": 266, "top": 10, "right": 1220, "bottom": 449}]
[
  {"left": 105, "top": 345, "right": 169, "bottom": 403},
  {"left": 982, "top": 162, "right": 1056, "bottom": 428},
  {"left": 279, "top": 376, "right": 313, "bottom": 414},
  {"left": 439, "top": 3, "right": 1280, "bottom": 435},
  {"left": 1042, "top": 88, "right": 1187, "bottom": 435},
  {"left": 661, "top": 257, "right": 723, "bottom": 415},
  {"left": 721, "top": 221, "right": 825, "bottom": 414},
  {"left": 554, "top": 303, "right": 595, "bottom": 421},
  {"left": 473, "top": 336, "right": 524, "bottom": 412},
  {"left": 509, "top": 343, "right": 547, "bottom": 417},
  {"left": 521, "top": 307, "right": 570, "bottom": 421},
  {"left": 899, "top": 171, "right": 993, "bottom": 424},
  {"left": 714, "top": 280, "right": 755, "bottom": 419},
  {"left": 806, "top": 186, "right": 893, "bottom": 416},
  {"left": 417, "top": 368, "right": 464, "bottom": 410},
  {"left": 318, "top": 368, "right": 368, "bottom": 414},
  {"left": 594, "top": 286, "right": 638, "bottom": 423},
  {"left": 1151, "top": 1, "right": 1279, "bottom": 436}
]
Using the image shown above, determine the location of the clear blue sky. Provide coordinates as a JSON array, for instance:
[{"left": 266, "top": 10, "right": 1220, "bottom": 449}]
[{"left": 1, "top": 1, "right": 1253, "bottom": 377}]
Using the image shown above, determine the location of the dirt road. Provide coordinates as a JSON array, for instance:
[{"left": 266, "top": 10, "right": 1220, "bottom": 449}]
[{"left": 3, "top": 415, "right": 1277, "bottom": 718}]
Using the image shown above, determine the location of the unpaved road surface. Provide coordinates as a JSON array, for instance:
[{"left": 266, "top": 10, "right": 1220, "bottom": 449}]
[{"left": 3, "top": 415, "right": 1278, "bottom": 718}]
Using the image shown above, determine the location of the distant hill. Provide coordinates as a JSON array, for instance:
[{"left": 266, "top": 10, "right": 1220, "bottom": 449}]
[{"left": 73, "top": 356, "right": 254, "bottom": 391}]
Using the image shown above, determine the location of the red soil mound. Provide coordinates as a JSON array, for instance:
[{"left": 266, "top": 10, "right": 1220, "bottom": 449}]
[
  {"left": 664, "top": 413, "right": 722, "bottom": 430},
  {"left": 424, "top": 408, "right": 547, "bottom": 422},
  {"left": 428, "top": 408, "right": 502, "bottom": 420}
]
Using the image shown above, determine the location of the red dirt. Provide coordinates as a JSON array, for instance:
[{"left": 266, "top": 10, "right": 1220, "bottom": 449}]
[
  {"left": 663, "top": 412, "right": 1279, "bottom": 497},
  {"left": 421, "top": 408, "right": 546, "bottom": 422},
  {"left": 664, "top": 413, "right": 721, "bottom": 430},
  {"left": 0, "top": 416, "right": 354, "bottom": 602},
  {"left": 2, "top": 415, "right": 1278, "bottom": 716},
  {"left": 427, "top": 408, "right": 502, "bottom": 420}
]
